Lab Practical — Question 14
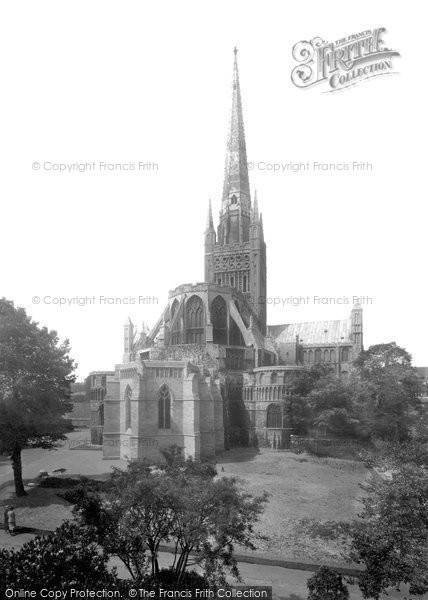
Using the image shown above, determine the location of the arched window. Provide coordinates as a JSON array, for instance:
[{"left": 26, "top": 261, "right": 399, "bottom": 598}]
[
  {"left": 124, "top": 385, "right": 132, "bottom": 431},
  {"left": 267, "top": 403, "right": 282, "bottom": 428},
  {"left": 271, "top": 372, "right": 278, "bottom": 384},
  {"left": 341, "top": 348, "right": 349, "bottom": 362},
  {"left": 303, "top": 351, "right": 307, "bottom": 363},
  {"left": 211, "top": 295, "right": 227, "bottom": 345},
  {"left": 330, "top": 350, "right": 336, "bottom": 362},
  {"left": 308, "top": 350, "right": 314, "bottom": 364},
  {"left": 315, "top": 349, "right": 322, "bottom": 363},
  {"left": 186, "top": 295, "right": 204, "bottom": 344},
  {"left": 324, "top": 350, "right": 330, "bottom": 363},
  {"left": 158, "top": 384, "right": 171, "bottom": 429}
]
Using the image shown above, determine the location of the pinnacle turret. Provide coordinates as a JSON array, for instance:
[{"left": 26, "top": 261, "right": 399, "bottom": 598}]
[{"left": 206, "top": 199, "right": 214, "bottom": 231}]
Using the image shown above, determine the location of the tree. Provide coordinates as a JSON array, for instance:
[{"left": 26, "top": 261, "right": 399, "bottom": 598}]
[
  {"left": 287, "top": 365, "right": 360, "bottom": 438},
  {"left": 0, "top": 298, "right": 75, "bottom": 495},
  {"left": 348, "top": 465, "right": 428, "bottom": 598},
  {"left": 307, "top": 374, "right": 359, "bottom": 437},
  {"left": 0, "top": 522, "right": 121, "bottom": 593},
  {"left": 307, "top": 566, "right": 349, "bottom": 600},
  {"left": 352, "top": 343, "right": 423, "bottom": 441},
  {"left": 69, "top": 447, "right": 268, "bottom": 586}
]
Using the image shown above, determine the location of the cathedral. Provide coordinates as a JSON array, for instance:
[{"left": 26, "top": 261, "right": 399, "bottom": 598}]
[{"left": 101, "top": 50, "right": 364, "bottom": 462}]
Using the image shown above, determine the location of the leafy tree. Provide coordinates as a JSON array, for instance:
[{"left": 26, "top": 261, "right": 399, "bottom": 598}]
[
  {"left": 348, "top": 465, "right": 428, "bottom": 598},
  {"left": 287, "top": 365, "right": 359, "bottom": 437},
  {"left": 307, "top": 566, "right": 349, "bottom": 600},
  {"left": 0, "top": 298, "right": 75, "bottom": 495},
  {"left": 307, "top": 374, "right": 359, "bottom": 437},
  {"left": 0, "top": 522, "right": 121, "bottom": 593},
  {"left": 352, "top": 343, "right": 423, "bottom": 441},
  {"left": 70, "top": 448, "right": 268, "bottom": 586}
]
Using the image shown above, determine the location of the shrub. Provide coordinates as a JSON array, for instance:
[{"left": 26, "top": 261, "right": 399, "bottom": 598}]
[{"left": 307, "top": 566, "right": 349, "bottom": 600}]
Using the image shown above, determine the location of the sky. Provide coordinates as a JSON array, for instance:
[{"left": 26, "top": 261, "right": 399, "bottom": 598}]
[{"left": 1, "top": 1, "right": 427, "bottom": 378}]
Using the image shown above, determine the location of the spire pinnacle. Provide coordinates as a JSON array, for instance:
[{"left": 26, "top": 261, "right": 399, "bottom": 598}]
[
  {"left": 252, "top": 189, "right": 259, "bottom": 222},
  {"left": 206, "top": 198, "right": 214, "bottom": 230}
]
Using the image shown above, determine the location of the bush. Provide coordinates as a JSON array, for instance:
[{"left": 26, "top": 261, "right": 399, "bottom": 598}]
[
  {"left": 307, "top": 566, "right": 349, "bottom": 600},
  {"left": 0, "top": 522, "right": 121, "bottom": 593}
]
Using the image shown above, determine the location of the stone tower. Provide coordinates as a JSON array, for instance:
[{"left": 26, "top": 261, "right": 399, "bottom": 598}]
[{"left": 204, "top": 48, "right": 267, "bottom": 334}]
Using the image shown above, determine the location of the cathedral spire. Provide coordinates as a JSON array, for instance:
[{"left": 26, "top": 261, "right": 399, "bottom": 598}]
[{"left": 222, "top": 47, "right": 251, "bottom": 213}]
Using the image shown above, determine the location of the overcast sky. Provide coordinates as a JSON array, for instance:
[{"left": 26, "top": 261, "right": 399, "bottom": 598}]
[{"left": 1, "top": 1, "right": 426, "bottom": 377}]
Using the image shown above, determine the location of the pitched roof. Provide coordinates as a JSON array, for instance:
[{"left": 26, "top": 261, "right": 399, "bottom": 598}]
[{"left": 268, "top": 319, "right": 351, "bottom": 345}]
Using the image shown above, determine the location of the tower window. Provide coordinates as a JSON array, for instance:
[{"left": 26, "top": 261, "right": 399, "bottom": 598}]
[
  {"left": 231, "top": 194, "right": 237, "bottom": 204},
  {"left": 158, "top": 384, "right": 171, "bottom": 429}
]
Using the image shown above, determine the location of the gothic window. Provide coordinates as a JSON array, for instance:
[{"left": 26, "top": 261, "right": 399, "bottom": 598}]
[
  {"left": 211, "top": 295, "right": 227, "bottom": 345},
  {"left": 185, "top": 295, "right": 204, "bottom": 344},
  {"left": 303, "top": 351, "right": 307, "bottom": 363},
  {"left": 341, "top": 348, "right": 349, "bottom": 362},
  {"left": 243, "top": 275, "right": 248, "bottom": 292},
  {"left": 158, "top": 384, "right": 171, "bottom": 429},
  {"left": 231, "top": 194, "right": 237, "bottom": 204},
  {"left": 271, "top": 372, "right": 278, "bottom": 384},
  {"left": 267, "top": 403, "right": 282, "bottom": 428},
  {"left": 230, "top": 276, "right": 235, "bottom": 287},
  {"left": 124, "top": 385, "right": 132, "bottom": 431}
]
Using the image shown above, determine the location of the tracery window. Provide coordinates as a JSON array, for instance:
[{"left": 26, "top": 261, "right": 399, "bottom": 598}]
[
  {"left": 158, "top": 384, "right": 171, "bottom": 429},
  {"left": 185, "top": 295, "right": 204, "bottom": 344},
  {"left": 211, "top": 295, "right": 227, "bottom": 345}
]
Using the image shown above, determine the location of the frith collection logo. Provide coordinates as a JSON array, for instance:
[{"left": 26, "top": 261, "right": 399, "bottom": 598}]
[{"left": 291, "top": 28, "right": 400, "bottom": 92}]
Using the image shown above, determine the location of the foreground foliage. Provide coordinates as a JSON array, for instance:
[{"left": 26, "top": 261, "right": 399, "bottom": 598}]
[
  {"left": 307, "top": 566, "right": 349, "bottom": 600},
  {"left": 65, "top": 446, "right": 268, "bottom": 586},
  {"left": 0, "top": 522, "right": 121, "bottom": 592}
]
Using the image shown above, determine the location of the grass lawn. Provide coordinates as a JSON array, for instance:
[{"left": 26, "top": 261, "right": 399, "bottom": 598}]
[{"left": 216, "top": 448, "right": 368, "bottom": 561}]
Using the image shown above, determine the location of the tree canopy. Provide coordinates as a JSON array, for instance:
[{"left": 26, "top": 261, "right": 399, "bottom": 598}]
[{"left": 0, "top": 298, "right": 75, "bottom": 494}]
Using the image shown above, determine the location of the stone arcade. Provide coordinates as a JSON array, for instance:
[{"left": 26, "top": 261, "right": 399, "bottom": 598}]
[{"left": 101, "top": 49, "right": 364, "bottom": 462}]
